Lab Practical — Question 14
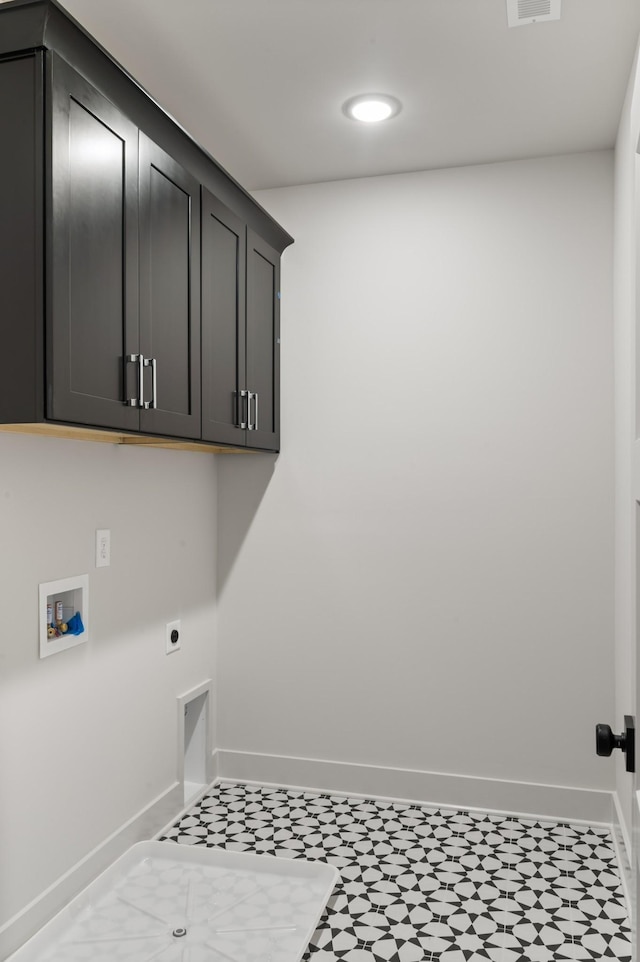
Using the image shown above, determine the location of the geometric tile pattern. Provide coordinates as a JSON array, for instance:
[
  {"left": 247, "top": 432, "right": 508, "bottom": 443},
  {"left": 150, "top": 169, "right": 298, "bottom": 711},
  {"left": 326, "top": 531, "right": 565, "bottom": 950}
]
[{"left": 161, "top": 782, "right": 632, "bottom": 962}]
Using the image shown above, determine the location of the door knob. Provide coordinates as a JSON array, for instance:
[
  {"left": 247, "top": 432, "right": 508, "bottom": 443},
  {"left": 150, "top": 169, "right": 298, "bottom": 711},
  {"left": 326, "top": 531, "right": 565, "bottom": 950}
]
[{"left": 595, "top": 715, "right": 635, "bottom": 773}]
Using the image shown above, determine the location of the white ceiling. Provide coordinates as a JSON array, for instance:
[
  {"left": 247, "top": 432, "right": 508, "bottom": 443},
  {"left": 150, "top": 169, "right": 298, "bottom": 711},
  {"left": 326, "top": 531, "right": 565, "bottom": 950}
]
[{"left": 56, "top": 0, "right": 640, "bottom": 191}]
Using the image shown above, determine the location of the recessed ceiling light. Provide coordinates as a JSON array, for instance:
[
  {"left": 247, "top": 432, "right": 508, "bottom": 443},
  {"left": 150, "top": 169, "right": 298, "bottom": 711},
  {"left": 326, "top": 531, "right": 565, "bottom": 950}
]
[{"left": 342, "top": 94, "right": 402, "bottom": 124}]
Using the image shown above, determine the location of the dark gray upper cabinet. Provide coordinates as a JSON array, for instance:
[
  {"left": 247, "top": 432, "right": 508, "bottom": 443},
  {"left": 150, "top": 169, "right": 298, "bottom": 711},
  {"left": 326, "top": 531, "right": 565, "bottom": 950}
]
[
  {"left": 246, "top": 231, "right": 281, "bottom": 452},
  {"left": 201, "top": 191, "right": 281, "bottom": 451},
  {"left": 139, "top": 135, "right": 201, "bottom": 440},
  {"left": 50, "top": 58, "right": 201, "bottom": 440},
  {"left": 0, "top": 0, "right": 292, "bottom": 453},
  {"left": 0, "top": 52, "right": 45, "bottom": 428},
  {"left": 49, "top": 54, "right": 140, "bottom": 431},
  {"left": 201, "top": 190, "right": 246, "bottom": 447}
]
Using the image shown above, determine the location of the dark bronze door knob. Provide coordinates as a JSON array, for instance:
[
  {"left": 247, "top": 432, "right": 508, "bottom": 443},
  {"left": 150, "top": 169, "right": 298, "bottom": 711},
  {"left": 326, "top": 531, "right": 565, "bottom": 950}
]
[{"left": 595, "top": 716, "right": 635, "bottom": 773}]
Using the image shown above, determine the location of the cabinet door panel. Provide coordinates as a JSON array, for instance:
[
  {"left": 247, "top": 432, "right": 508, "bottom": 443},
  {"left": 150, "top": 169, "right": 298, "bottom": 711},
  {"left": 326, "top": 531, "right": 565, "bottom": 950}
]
[
  {"left": 139, "top": 135, "right": 200, "bottom": 439},
  {"left": 246, "top": 230, "right": 280, "bottom": 451},
  {"left": 49, "top": 54, "right": 139, "bottom": 429},
  {"left": 0, "top": 53, "right": 43, "bottom": 424},
  {"left": 201, "top": 189, "right": 246, "bottom": 446}
]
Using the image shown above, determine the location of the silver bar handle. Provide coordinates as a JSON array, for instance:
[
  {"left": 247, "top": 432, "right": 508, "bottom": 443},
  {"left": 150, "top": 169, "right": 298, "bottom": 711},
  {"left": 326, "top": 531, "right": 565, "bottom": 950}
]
[
  {"left": 253, "top": 392, "right": 258, "bottom": 432},
  {"left": 143, "top": 357, "right": 157, "bottom": 410},
  {"left": 125, "top": 354, "right": 144, "bottom": 407},
  {"left": 246, "top": 391, "right": 255, "bottom": 430},
  {"left": 236, "top": 390, "right": 247, "bottom": 429},
  {"left": 139, "top": 354, "right": 145, "bottom": 409}
]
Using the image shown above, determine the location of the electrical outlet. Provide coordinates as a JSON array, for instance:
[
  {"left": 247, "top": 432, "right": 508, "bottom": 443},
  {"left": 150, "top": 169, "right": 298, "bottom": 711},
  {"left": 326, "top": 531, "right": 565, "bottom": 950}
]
[
  {"left": 166, "top": 619, "right": 181, "bottom": 655},
  {"left": 96, "top": 529, "right": 110, "bottom": 567}
]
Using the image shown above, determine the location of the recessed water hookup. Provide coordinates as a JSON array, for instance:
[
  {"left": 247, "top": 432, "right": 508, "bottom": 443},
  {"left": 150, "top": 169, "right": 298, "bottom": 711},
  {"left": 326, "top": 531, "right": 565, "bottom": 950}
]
[{"left": 39, "top": 574, "right": 89, "bottom": 659}]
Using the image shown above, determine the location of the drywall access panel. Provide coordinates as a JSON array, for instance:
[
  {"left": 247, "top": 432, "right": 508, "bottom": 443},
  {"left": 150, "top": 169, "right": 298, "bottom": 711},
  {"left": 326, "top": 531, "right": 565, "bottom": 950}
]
[{"left": 0, "top": 0, "right": 293, "bottom": 454}]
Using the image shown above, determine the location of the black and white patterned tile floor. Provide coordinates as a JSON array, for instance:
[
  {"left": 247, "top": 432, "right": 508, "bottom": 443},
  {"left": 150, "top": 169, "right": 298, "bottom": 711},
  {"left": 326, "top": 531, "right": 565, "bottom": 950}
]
[{"left": 160, "top": 782, "right": 632, "bottom": 962}]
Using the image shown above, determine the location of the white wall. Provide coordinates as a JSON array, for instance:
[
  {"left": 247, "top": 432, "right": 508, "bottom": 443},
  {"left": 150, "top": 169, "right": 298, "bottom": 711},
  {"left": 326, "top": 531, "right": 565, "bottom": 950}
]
[
  {"left": 0, "top": 435, "right": 217, "bottom": 927},
  {"left": 613, "top": 40, "right": 640, "bottom": 843},
  {"left": 217, "top": 152, "right": 615, "bottom": 798}
]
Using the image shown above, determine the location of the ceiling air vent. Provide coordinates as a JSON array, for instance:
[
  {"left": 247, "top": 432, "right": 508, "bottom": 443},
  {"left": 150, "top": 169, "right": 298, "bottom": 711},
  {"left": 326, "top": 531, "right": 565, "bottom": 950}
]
[{"left": 506, "top": 0, "right": 561, "bottom": 27}]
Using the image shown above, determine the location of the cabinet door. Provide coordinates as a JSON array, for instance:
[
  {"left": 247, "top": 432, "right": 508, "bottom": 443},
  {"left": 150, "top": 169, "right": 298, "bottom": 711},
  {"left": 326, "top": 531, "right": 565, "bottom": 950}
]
[
  {"left": 246, "top": 230, "right": 280, "bottom": 451},
  {"left": 49, "top": 54, "right": 139, "bottom": 430},
  {"left": 0, "top": 53, "right": 43, "bottom": 425},
  {"left": 201, "top": 189, "right": 246, "bottom": 446},
  {"left": 139, "top": 135, "right": 201, "bottom": 439}
]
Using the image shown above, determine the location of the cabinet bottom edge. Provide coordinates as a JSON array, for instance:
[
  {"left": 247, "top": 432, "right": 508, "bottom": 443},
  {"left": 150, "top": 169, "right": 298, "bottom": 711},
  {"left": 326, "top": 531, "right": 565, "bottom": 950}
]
[{"left": 0, "top": 422, "right": 256, "bottom": 454}]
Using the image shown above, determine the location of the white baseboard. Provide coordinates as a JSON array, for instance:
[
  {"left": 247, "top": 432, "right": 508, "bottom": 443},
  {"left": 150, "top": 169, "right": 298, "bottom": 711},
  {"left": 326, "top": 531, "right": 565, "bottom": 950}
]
[
  {"left": 155, "top": 752, "right": 221, "bottom": 840},
  {"left": 612, "top": 790, "right": 634, "bottom": 917},
  {"left": 0, "top": 782, "right": 184, "bottom": 962},
  {"left": 217, "top": 749, "right": 615, "bottom": 824}
]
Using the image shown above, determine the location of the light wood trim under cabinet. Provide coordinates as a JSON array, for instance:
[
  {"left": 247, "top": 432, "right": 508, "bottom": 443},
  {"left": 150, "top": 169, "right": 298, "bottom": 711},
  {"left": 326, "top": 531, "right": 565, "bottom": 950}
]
[{"left": 0, "top": 423, "right": 253, "bottom": 454}]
